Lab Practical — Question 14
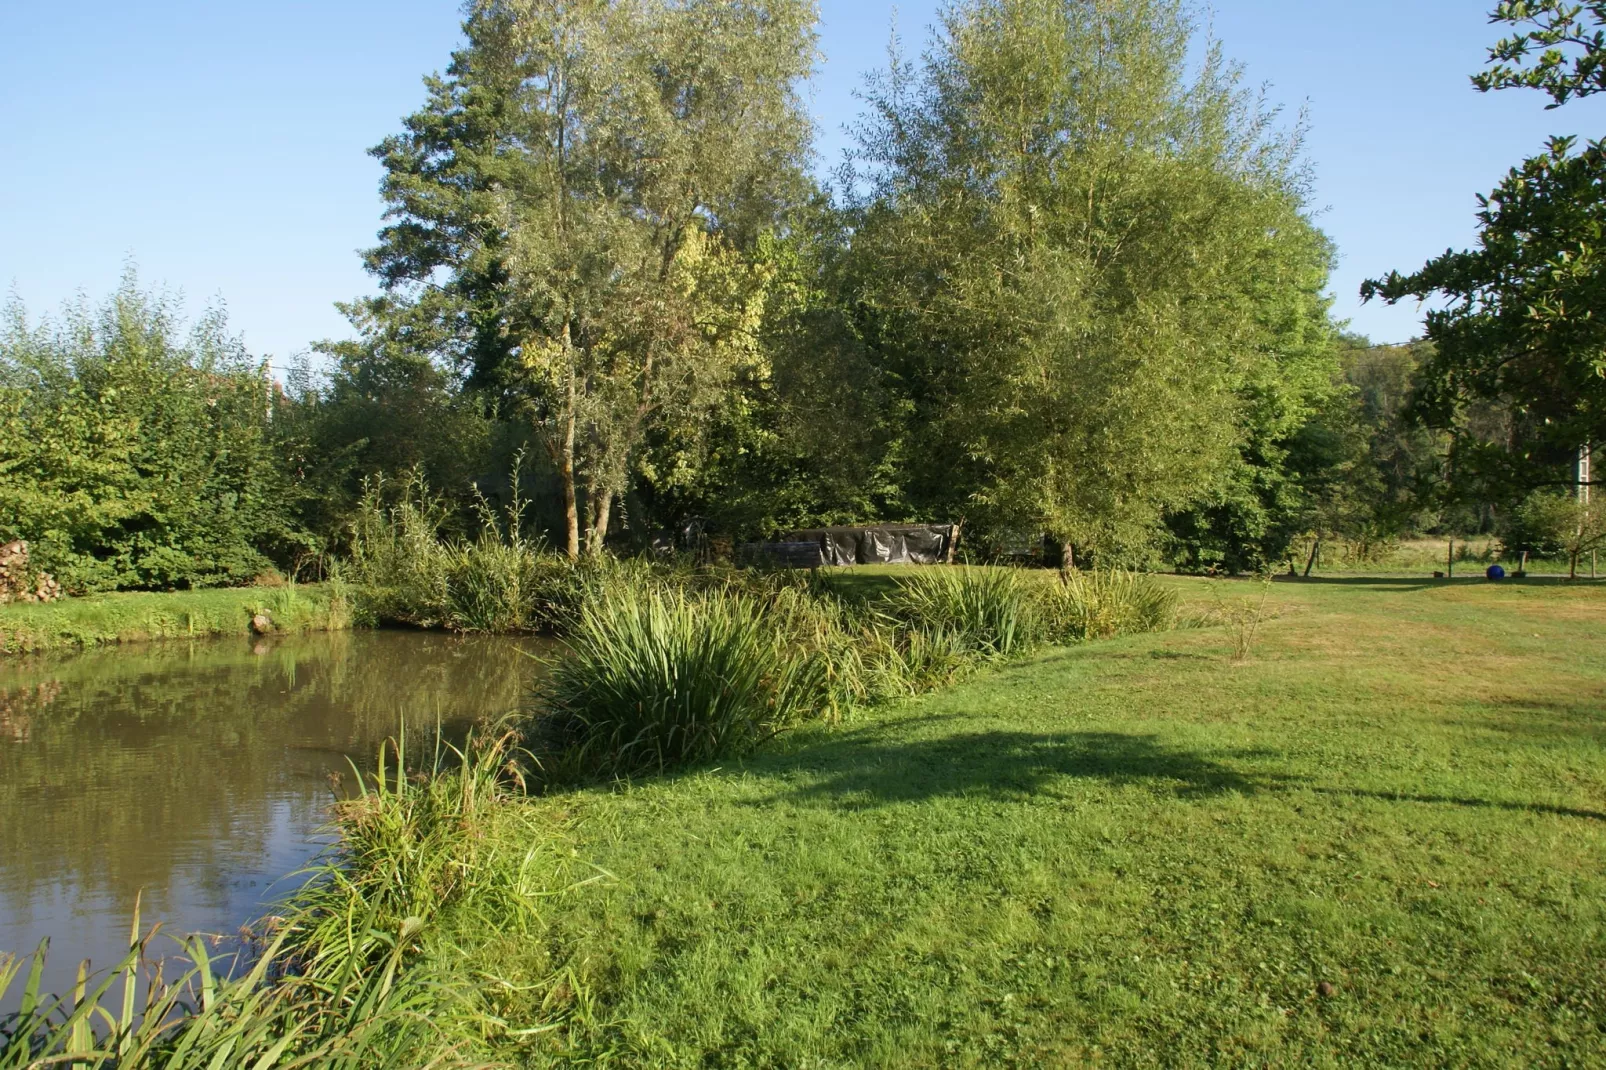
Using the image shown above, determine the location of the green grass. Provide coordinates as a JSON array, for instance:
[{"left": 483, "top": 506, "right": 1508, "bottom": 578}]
[
  {"left": 471, "top": 574, "right": 1606, "bottom": 1066},
  {"left": 0, "top": 583, "right": 351, "bottom": 654}
]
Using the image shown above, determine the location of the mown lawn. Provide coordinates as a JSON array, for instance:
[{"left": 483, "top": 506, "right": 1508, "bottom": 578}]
[{"left": 500, "top": 576, "right": 1606, "bottom": 1067}]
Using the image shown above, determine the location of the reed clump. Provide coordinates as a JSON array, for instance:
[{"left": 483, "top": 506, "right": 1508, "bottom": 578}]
[
  {"left": 1034, "top": 568, "right": 1180, "bottom": 642},
  {"left": 534, "top": 586, "right": 826, "bottom": 779},
  {"left": 344, "top": 472, "right": 580, "bottom": 635},
  {"left": 527, "top": 565, "right": 1186, "bottom": 779},
  {"left": 878, "top": 566, "right": 1031, "bottom": 657}
]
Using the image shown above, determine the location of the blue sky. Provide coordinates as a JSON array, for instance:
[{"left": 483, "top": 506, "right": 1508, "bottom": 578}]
[{"left": 2, "top": 0, "right": 1600, "bottom": 367}]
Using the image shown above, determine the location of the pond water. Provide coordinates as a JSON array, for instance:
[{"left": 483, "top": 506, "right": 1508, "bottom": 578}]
[{"left": 0, "top": 630, "right": 550, "bottom": 1007}]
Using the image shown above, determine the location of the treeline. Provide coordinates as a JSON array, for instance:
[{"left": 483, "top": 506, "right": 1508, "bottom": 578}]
[{"left": 1, "top": 0, "right": 1589, "bottom": 593}]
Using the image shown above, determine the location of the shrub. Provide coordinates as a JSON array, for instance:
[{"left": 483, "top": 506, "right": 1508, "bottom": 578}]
[
  {"left": 535, "top": 586, "right": 824, "bottom": 778},
  {"left": 1036, "top": 569, "right": 1179, "bottom": 642},
  {"left": 345, "top": 477, "right": 453, "bottom": 627},
  {"left": 0, "top": 277, "right": 312, "bottom": 593},
  {"left": 1505, "top": 490, "right": 1605, "bottom": 579}
]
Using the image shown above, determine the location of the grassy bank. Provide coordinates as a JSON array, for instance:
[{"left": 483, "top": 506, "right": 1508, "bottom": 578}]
[
  {"left": 8, "top": 572, "right": 1605, "bottom": 1064},
  {"left": 448, "top": 575, "right": 1606, "bottom": 1065},
  {"left": 0, "top": 583, "right": 351, "bottom": 654}
]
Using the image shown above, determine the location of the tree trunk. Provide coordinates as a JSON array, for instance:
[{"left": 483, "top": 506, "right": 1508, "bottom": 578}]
[
  {"left": 1303, "top": 536, "right": 1321, "bottom": 578},
  {"left": 560, "top": 328, "right": 580, "bottom": 561},
  {"left": 559, "top": 451, "right": 580, "bottom": 561},
  {"left": 587, "top": 490, "right": 613, "bottom": 557},
  {"left": 1060, "top": 541, "right": 1075, "bottom": 573}
]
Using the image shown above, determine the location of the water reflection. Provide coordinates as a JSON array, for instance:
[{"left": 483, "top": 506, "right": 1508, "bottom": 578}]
[{"left": 0, "top": 630, "right": 548, "bottom": 1005}]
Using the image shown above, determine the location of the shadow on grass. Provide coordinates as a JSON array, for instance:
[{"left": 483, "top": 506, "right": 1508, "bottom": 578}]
[
  {"left": 1308, "top": 786, "right": 1606, "bottom": 823},
  {"left": 738, "top": 716, "right": 1606, "bottom": 822},
  {"left": 1472, "top": 696, "right": 1606, "bottom": 747},
  {"left": 752, "top": 720, "right": 1269, "bottom": 807}
]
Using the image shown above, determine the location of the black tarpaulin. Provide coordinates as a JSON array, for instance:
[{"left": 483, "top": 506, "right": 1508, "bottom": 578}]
[{"left": 757, "top": 524, "right": 959, "bottom": 567}]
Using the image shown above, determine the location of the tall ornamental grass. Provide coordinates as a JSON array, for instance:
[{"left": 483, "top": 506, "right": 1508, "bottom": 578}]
[
  {"left": 878, "top": 567, "right": 1031, "bottom": 657},
  {"left": 1036, "top": 569, "right": 1179, "bottom": 642},
  {"left": 536, "top": 586, "right": 825, "bottom": 778}
]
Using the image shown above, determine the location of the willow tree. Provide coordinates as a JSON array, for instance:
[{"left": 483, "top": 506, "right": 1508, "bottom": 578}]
[
  {"left": 845, "top": 0, "right": 1335, "bottom": 563},
  {"left": 349, "top": 0, "right": 815, "bottom": 557}
]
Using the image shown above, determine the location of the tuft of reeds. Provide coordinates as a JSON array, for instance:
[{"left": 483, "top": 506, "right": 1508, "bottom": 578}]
[
  {"left": 534, "top": 586, "right": 823, "bottom": 778},
  {"left": 0, "top": 898, "right": 475, "bottom": 1068},
  {"left": 878, "top": 567, "right": 1032, "bottom": 658},
  {"left": 1035, "top": 569, "right": 1180, "bottom": 643}
]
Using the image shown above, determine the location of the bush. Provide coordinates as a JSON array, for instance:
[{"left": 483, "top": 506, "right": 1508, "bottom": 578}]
[
  {"left": 535, "top": 586, "right": 825, "bottom": 778},
  {"left": 1036, "top": 569, "right": 1179, "bottom": 642},
  {"left": 1504, "top": 490, "right": 1605, "bottom": 577},
  {"left": 0, "top": 277, "right": 312, "bottom": 592}
]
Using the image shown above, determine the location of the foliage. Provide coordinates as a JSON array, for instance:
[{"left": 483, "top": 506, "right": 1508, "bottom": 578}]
[
  {"left": 273, "top": 349, "right": 507, "bottom": 551},
  {"left": 1167, "top": 338, "right": 1447, "bottom": 574},
  {"left": 344, "top": 471, "right": 578, "bottom": 633},
  {"left": 1508, "top": 489, "right": 1606, "bottom": 576},
  {"left": 1036, "top": 568, "right": 1180, "bottom": 642},
  {"left": 0, "top": 275, "right": 312, "bottom": 592},
  {"left": 1363, "top": 2, "right": 1606, "bottom": 496},
  {"left": 628, "top": 204, "right": 912, "bottom": 542},
  {"left": 534, "top": 585, "right": 824, "bottom": 778},
  {"left": 842, "top": 0, "right": 1335, "bottom": 561},
  {"left": 342, "top": 0, "right": 817, "bottom": 559},
  {"left": 1475, "top": 0, "right": 1606, "bottom": 105}
]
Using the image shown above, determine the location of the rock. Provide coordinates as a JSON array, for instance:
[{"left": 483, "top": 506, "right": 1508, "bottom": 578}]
[
  {"left": 0, "top": 542, "right": 62, "bottom": 604},
  {"left": 250, "top": 614, "right": 273, "bottom": 635}
]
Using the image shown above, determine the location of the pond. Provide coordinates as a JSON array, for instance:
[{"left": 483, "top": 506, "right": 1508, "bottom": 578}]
[{"left": 0, "top": 630, "right": 551, "bottom": 1008}]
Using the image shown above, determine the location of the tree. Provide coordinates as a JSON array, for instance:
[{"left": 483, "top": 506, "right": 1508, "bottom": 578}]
[
  {"left": 627, "top": 202, "right": 912, "bottom": 540},
  {"left": 1509, "top": 488, "right": 1605, "bottom": 576},
  {"left": 1363, "top": 2, "right": 1606, "bottom": 498},
  {"left": 845, "top": 0, "right": 1334, "bottom": 565},
  {"left": 1475, "top": 1, "right": 1606, "bottom": 106},
  {"left": 344, "top": 0, "right": 815, "bottom": 558}
]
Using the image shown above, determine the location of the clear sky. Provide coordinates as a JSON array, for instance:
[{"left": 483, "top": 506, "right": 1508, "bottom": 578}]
[{"left": 3, "top": 0, "right": 1601, "bottom": 368}]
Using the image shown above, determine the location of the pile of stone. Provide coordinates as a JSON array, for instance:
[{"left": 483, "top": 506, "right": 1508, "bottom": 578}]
[{"left": 0, "top": 541, "right": 63, "bottom": 604}]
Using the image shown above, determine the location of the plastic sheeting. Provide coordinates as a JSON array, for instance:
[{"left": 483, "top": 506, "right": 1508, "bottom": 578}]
[{"left": 748, "top": 524, "right": 959, "bottom": 567}]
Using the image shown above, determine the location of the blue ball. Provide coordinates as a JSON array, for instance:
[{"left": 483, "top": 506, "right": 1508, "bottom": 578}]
[{"left": 1486, "top": 564, "right": 1506, "bottom": 581}]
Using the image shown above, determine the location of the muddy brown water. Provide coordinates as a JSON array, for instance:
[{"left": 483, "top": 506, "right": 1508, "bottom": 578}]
[{"left": 0, "top": 630, "right": 551, "bottom": 1010}]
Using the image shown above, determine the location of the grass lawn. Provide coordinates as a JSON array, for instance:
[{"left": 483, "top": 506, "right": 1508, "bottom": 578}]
[
  {"left": 494, "top": 575, "right": 1606, "bottom": 1066},
  {"left": 0, "top": 582, "right": 348, "bottom": 653}
]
